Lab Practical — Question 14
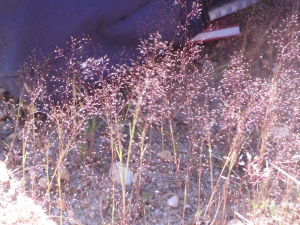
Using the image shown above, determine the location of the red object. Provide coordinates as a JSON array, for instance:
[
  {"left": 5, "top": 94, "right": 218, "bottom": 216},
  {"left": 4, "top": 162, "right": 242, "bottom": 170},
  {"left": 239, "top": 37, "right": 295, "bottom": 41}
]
[{"left": 190, "top": 14, "right": 241, "bottom": 43}]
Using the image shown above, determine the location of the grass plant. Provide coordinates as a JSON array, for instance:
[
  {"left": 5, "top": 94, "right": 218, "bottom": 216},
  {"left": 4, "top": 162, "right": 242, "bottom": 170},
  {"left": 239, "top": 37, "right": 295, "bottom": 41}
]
[{"left": 0, "top": 0, "right": 299, "bottom": 224}]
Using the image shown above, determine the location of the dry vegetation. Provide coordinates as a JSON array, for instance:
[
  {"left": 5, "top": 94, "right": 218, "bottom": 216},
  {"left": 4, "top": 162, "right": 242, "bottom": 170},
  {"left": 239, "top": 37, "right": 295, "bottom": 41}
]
[{"left": 0, "top": 0, "right": 299, "bottom": 224}]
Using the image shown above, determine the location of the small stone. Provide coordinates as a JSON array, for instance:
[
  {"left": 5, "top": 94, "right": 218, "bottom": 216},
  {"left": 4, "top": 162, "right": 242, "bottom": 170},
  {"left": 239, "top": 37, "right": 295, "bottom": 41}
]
[
  {"left": 184, "top": 204, "right": 191, "bottom": 209},
  {"left": 4, "top": 122, "right": 13, "bottom": 130},
  {"left": 150, "top": 166, "right": 157, "bottom": 170},
  {"left": 0, "top": 161, "right": 9, "bottom": 183},
  {"left": 117, "top": 123, "right": 126, "bottom": 133},
  {"left": 226, "top": 219, "right": 244, "bottom": 225},
  {"left": 60, "top": 167, "right": 71, "bottom": 182},
  {"left": 109, "top": 161, "right": 133, "bottom": 186},
  {"left": 56, "top": 198, "right": 67, "bottom": 210},
  {"left": 38, "top": 176, "right": 49, "bottom": 190},
  {"left": 271, "top": 126, "right": 289, "bottom": 139},
  {"left": 152, "top": 218, "right": 157, "bottom": 223},
  {"left": 52, "top": 208, "right": 60, "bottom": 216},
  {"left": 0, "top": 110, "right": 8, "bottom": 121},
  {"left": 167, "top": 195, "right": 179, "bottom": 208},
  {"left": 157, "top": 150, "right": 173, "bottom": 162},
  {"left": 292, "top": 155, "right": 300, "bottom": 161},
  {"left": 6, "top": 132, "right": 16, "bottom": 141}
]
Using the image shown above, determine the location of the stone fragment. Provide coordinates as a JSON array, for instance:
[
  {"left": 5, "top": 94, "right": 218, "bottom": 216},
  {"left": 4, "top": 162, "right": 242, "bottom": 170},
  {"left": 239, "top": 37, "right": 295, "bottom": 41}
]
[
  {"left": 0, "top": 110, "right": 8, "bottom": 121},
  {"left": 6, "top": 132, "right": 16, "bottom": 141},
  {"left": 56, "top": 198, "right": 67, "bottom": 210},
  {"left": 292, "top": 155, "right": 300, "bottom": 161},
  {"left": 0, "top": 161, "right": 9, "bottom": 183},
  {"left": 109, "top": 161, "right": 133, "bottom": 186},
  {"left": 157, "top": 150, "right": 173, "bottom": 162},
  {"left": 271, "top": 126, "right": 289, "bottom": 139},
  {"left": 60, "top": 167, "right": 71, "bottom": 182},
  {"left": 3, "top": 122, "right": 13, "bottom": 131},
  {"left": 226, "top": 219, "right": 244, "bottom": 225},
  {"left": 167, "top": 195, "right": 179, "bottom": 208},
  {"left": 38, "top": 176, "right": 49, "bottom": 190}
]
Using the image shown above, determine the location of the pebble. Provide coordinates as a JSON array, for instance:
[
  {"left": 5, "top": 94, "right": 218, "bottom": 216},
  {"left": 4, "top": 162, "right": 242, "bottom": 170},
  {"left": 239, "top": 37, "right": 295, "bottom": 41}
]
[
  {"left": 226, "top": 219, "right": 244, "bottom": 225},
  {"left": 6, "top": 132, "right": 16, "bottom": 141},
  {"left": 52, "top": 208, "right": 60, "bottom": 216},
  {"left": 38, "top": 176, "right": 49, "bottom": 190},
  {"left": 150, "top": 166, "right": 157, "bottom": 170},
  {"left": 117, "top": 123, "right": 126, "bottom": 133},
  {"left": 109, "top": 161, "right": 133, "bottom": 186},
  {"left": 157, "top": 150, "right": 173, "bottom": 162},
  {"left": 292, "top": 155, "right": 300, "bottom": 161},
  {"left": 56, "top": 198, "right": 67, "bottom": 210},
  {"left": 3, "top": 122, "right": 13, "bottom": 131},
  {"left": 0, "top": 110, "right": 8, "bottom": 121},
  {"left": 60, "top": 167, "right": 71, "bottom": 182},
  {"left": 271, "top": 126, "right": 289, "bottom": 139},
  {"left": 0, "top": 161, "right": 9, "bottom": 183},
  {"left": 0, "top": 121, "right": 5, "bottom": 127},
  {"left": 167, "top": 195, "right": 179, "bottom": 208},
  {"left": 151, "top": 218, "right": 157, "bottom": 223}
]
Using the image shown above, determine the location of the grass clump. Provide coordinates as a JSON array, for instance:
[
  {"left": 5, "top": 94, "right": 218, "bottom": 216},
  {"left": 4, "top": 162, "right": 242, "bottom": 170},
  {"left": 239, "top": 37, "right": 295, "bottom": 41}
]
[{"left": 0, "top": 0, "right": 299, "bottom": 224}]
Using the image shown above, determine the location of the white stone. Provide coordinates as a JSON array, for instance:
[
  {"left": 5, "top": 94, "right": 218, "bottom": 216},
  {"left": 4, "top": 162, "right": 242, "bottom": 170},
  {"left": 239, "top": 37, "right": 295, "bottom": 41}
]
[
  {"left": 109, "top": 161, "right": 133, "bottom": 186},
  {"left": 271, "top": 126, "right": 289, "bottom": 139},
  {"left": 226, "top": 219, "right": 244, "bottom": 225},
  {"left": 292, "top": 155, "right": 300, "bottom": 161},
  {"left": 167, "top": 195, "right": 179, "bottom": 208},
  {"left": 38, "top": 176, "right": 49, "bottom": 190},
  {"left": 0, "top": 161, "right": 9, "bottom": 183}
]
